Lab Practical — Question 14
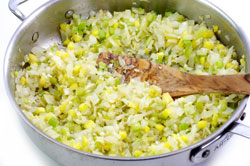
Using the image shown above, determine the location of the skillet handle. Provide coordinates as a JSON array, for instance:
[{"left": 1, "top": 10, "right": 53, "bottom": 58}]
[
  {"left": 229, "top": 121, "right": 250, "bottom": 139},
  {"left": 8, "top": 0, "right": 28, "bottom": 21}
]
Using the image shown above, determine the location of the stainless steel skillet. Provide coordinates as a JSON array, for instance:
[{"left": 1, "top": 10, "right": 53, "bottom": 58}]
[{"left": 4, "top": 0, "right": 250, "bottom": 165}]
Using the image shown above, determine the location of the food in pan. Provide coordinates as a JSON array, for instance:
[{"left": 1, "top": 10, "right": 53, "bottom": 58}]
[{"left": 14, "top": 8, "right": 245, "bottom": 157}]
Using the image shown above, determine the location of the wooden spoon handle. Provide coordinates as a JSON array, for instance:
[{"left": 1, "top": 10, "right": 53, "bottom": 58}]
[{"left": 185, "top": 73, "right": 250, "bottom": 95}]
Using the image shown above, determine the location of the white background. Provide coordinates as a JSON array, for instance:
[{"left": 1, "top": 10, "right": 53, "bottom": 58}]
[{"left": 1, "top": 0, "right": 250, "bottom": 165}]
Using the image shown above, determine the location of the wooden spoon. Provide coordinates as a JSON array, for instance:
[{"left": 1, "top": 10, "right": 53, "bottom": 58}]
[{"left": 97, "top": 52, "right": 250, "bottom": 97}]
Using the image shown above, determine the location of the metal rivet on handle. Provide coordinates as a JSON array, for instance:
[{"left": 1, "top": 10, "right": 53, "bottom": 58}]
[
  {"left": 32, "top": 32, "right": 39, "bottom": 43},
  {"left": 202, "top": 150, "right": 210, "bottom": 158},
  {"left": 65, "top": 10, "right": 74, "bottom": 19},
  {"left": 240, "top": 112, "right": 246, "bottom": 121}
]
